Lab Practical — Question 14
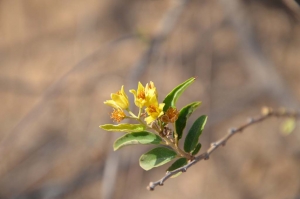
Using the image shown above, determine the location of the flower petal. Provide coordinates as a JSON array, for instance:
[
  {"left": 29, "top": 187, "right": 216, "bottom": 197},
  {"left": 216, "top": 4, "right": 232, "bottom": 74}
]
[
  {"left": 104, "top": 100, "right": 120, "bottom": 109},
  {"left": 130, "top": 83, "right": 147, "bottom": 108},
  {"left": 111, "top": 94, "right": 128, "bottom": 110},
  {"left": 120, "top": 85, "right": 129, "bottom": 101},
  {"left": 104, "top": 86, "right": 130, "bottom": 110},
  {"left": 145, "top": 115, "right": 156, "bottom": 124}
]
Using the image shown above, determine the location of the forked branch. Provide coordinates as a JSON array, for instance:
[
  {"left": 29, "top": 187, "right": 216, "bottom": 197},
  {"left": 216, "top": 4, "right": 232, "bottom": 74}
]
[{"left": 147, "top": 107, "right": 299, "bottom": 191}]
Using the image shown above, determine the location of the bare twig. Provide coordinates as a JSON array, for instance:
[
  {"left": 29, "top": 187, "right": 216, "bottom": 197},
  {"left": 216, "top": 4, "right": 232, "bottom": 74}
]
[{"left": 147, "top": 107, "right": 300, "bottom": 191}]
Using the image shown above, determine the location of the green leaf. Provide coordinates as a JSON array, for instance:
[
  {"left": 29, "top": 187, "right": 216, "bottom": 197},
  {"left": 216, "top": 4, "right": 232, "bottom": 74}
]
[
  {"left": 166, "top": 158, "right": 188, "bottom": 178},
  {"left": 191, "top": 143, "right": 201, "bottom": 155},
  {"left": 281, "top": 118, "right": 296, "bottom": 136},
  {"left": 100, "top": 124, "right": 145, "bottom": 132},
  {"left": 163, "top": 77, "right": 195, "bottom": 112},
  {"left": 139, "top": 147, "right": 178, "bottom": 171},
  {"left": 167, "top": 158, "right": 188, "bottom": 171},
  {"left": 175, "top": 101, "right": 202, "bottom": 139},
  {"left": 184, "top": 115, "right": 207, "bottom": 153},
  {"left": 113, "top": 131, "right": 163, "bottom": 151}
]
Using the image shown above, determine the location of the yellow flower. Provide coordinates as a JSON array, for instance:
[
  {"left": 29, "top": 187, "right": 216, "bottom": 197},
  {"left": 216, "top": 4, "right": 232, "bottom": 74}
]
[
  {"left": 104, "top": 85, "right": 129, "bottom": 110},
  {"left": 145, "top": 81, "right": 157, "bottom": 99},
  {"left": 145, "top": 96, "right": 165, "bottom": 124},
  {"left": 130, "top": 81, "right": 158, "bottom": 108},
  {"left": 130, "top": 82, "right": 147, "bottom": 108},
  {"left": 110, "top": 109, "right": 126, "bottom": 123}
]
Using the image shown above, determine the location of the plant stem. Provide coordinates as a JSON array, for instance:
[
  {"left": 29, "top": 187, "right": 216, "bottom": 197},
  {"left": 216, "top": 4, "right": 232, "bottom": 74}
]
[
  {"left": 162, "top": 136, "right": 193, "bottom": 159},
  {"left": 151, "top": 124, "right": 192, "bottom": 160},
  {"left": 137, "top": 108, "right": 142, "bottom": 118},
  {"left": 128, "top": 110, "right": 137, "bottom": 118},
  {"left": 173, "top": 123, "right": 179, "bottom": 147},
  {"left": 125, "top": 116, "right": 137, "bottom": 120}
]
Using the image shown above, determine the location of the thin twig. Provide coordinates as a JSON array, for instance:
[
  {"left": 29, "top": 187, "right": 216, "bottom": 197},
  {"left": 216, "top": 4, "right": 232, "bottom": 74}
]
[{"left": 147, "top": 107, "right": 300, "bottom": 191}]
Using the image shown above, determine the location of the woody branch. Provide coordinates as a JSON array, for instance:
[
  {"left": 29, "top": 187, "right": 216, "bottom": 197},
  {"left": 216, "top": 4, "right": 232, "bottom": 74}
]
[{"left": 147, "top": 107, "right": 300, "bottom": 191}]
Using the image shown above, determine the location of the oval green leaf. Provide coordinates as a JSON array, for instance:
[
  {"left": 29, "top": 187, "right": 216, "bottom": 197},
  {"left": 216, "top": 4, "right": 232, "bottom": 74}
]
[
  {"left": 139, "top": 147, "right": 178, "bottom": 171},
  {"left": 184, "top": 115, "right": 207, "bottom": 153},
  {"left": 175, "top": 101, "right": 202, "bottom": 140},
  {"left": 163, "top": 77, "right": 195, "bottom": 112},
  {"left": 113, "top": 131, "right": 163, "bottom": 151},
  {"left": 100, "top": 124, "right": 145, "bottom": 132},
  {"left": 166, "top": 157, "right": 188, "bottom": 178},
  {"left": 191, "top": 143, "right": 201, "bottom": 155}
]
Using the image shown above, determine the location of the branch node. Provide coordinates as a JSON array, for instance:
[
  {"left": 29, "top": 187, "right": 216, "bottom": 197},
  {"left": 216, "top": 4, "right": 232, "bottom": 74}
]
[
  {"left": 247, "top": 117, "right": 254, "bottom": 123},
  {"left": 261, "top": 107, "right": 272, "bottom": 115},
  {"left": 204, "top": 153, "right": 209, "bottom": 160},
  {"left": 228, "top": 128, "right": 236, "bottom": 134},
  {"left": 147, "top": 182, "right": 155, "bottom": 191},
  {"left": 146, "top": 108, "right": 300, "bottom": 191},
  {"left": 147, "top": 186, "right": 154, "bottom": 191}
]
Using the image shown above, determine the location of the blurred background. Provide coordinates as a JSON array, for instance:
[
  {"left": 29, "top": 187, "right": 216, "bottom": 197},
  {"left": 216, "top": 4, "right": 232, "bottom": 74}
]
[{"left": 1, "top": 0, "right": 300, "bottom": 198}]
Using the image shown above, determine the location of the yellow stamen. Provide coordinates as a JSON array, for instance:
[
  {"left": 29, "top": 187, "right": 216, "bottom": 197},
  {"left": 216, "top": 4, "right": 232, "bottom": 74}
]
[
  {"left": 137, "top": 91, "right": 146, "bottom": 99},
  {"left": 111, "top": 109, "right": 126, "bottom": 123},
  {"left": 148, "top": 105, "right": 156, "bottom": 113}
]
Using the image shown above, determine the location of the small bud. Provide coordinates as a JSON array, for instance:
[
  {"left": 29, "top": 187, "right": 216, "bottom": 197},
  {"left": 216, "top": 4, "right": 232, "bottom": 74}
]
[
  {"left": 161, "top": 107, "right": 179, "bottom": 123},
  {"left": 147, "top": 186, "right": 154, "bottom": 191},
  {"left": 228, "top": 128, "right": 236, "bottom": 134},
  {"left": 147, "top": 182, "right": 155, "bottom": 191},
  {"left": 204, "top": 154, "right": 209, "bottom": 160},
  {"left": 261, "top": 107, "right": 272, "bottom": 115},
  {"left": 211, "top": 142, "right": 217, "bottom": 147},
  {"left": 247, "top": 117, "right": 254, "bottom": 123}
]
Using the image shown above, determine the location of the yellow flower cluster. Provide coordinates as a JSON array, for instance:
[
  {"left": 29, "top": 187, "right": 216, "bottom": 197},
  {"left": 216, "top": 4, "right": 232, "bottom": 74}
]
[{"left": 104, "top": 81, "right": 165, "bottom": 124}]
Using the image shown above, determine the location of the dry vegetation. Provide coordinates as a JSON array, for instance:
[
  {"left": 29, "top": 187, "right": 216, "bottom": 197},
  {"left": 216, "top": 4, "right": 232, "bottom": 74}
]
[{"left": 0, "top": 0, "right": 300, "bottom": 199}]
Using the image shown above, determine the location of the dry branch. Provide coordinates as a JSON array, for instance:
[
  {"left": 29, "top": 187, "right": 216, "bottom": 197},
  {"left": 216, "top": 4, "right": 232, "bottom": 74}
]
[{"left": 147, "top": 107, "right": 300, "bottom": 191}]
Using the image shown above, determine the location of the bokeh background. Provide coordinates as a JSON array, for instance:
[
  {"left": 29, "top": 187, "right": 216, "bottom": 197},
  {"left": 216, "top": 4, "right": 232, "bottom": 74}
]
[{"left": 1, "top": 0, "right": 300, "bottom": 198}]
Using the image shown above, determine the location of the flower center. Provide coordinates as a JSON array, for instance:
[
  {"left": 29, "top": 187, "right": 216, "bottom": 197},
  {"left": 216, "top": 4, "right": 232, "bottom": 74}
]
[
  {"left": 137, "top": 91, "right": 146, "bottom": 99},
  {"left": 148, "top": 105, "right": 157, "bottom": 113}
]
